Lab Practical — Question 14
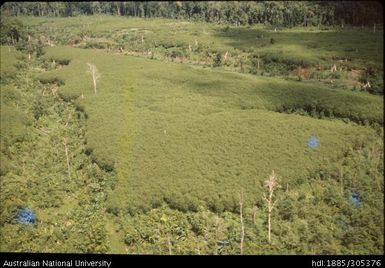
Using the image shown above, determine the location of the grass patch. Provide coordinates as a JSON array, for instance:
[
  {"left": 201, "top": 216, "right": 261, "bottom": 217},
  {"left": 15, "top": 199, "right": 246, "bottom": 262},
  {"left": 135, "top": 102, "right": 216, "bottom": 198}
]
[
  {"left": 0, "top": 46, "right": 23, "bottom": 81},
  {"left": 40, "top": 46, "right": 381, "bottom": 214},
  {"left": 17, "top": 16, "right": 383, "bottom": 83}
]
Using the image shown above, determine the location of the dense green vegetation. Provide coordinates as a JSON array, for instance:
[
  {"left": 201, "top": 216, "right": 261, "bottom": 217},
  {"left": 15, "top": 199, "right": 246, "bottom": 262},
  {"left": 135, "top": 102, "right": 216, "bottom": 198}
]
[
  {"left": 0, "top": 4, "right": 383, "bottom": 255},
  {"left": 0, "top": 47, "right": 114, "bottom": 252},
  {"left": 5, "top": 14, "right": 383, "bottom": 94},
  {"left": 32, "top": 45, "right": 381, "bottom": 215},
  {"left": 1, "top": 1, "right": 383, "bottom": 27},
  {"left": 0, "top": 46, "right": 23, "bottom": 81}
]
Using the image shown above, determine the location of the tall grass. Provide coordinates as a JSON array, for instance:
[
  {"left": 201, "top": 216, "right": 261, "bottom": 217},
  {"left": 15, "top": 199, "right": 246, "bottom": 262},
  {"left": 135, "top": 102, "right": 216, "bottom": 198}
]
[{"left": 39, "top": 46, "right": 381, "bottom": 213}]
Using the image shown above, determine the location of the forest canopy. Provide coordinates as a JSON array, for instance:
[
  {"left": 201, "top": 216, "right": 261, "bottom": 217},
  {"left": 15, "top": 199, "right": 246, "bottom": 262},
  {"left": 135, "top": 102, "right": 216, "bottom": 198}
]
[{"left": 1, "top": 1, "right": 383, "bottom": 27}]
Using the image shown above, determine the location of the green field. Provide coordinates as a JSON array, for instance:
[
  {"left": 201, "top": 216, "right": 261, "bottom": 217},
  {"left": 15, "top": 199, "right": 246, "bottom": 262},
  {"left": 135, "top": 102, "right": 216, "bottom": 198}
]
[
  {"left": 0, "top": 14, "right": 383, "bottom": 254},
  {"left": 17, "top": 15, "right": 384, "bottom": 93},
  {"left": 37, "top": 45, "right": 381, "bottom": 214}
]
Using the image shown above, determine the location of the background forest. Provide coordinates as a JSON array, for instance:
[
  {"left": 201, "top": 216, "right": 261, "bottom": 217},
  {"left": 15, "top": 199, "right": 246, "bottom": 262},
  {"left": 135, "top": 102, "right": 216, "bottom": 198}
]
[{"left": 1, "top": 1, "right": 383, "bottom": 27}]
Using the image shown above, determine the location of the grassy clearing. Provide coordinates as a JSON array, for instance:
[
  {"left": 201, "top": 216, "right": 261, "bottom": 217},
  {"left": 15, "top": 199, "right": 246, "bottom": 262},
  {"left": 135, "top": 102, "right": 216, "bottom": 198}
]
[
  {"left": 38, "top": 46, "right": 381, "bottom": 214},
  {"left": 39, "top": 46, "right": 135, "bottom": 171},
  {"left": 18, "top": 16, "right": 384, "bottom": 92},
  {"left": 19, "top": 16, "right": 383, "bottom": 64}
]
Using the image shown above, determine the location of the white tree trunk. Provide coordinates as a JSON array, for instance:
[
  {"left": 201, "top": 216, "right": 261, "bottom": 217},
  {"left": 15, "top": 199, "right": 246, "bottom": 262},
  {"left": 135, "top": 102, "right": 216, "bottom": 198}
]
[
  {"left": 63, "top": 138, "right": 71, "bottom": 179},
  {"left": 257, "top": 54, "right": 260, "bottom": 72},
  {"left": 263, "top": 170, "right": 280, "bottom": 244},
  {"left": 93, "top": 79, "right": 97, "bottom": 93},
  {"left": 167, "top": 236, "right": 172, "bottom": 255},
  {"left": 240, "top": 193, "right": 245, "bottom": 254},
  {"left": 267, "top": 207, "right": 271, "bottom": 243},
  {"left": 87, "top": 63, "right": 100, "bottom": 94}
]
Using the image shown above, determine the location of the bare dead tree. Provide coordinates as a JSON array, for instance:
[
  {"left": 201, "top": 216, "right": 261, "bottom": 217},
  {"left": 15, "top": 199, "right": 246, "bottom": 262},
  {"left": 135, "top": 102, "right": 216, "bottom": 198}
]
[
  {"left": 167, "top": 235, "right": 172, "bottom": 255},
  {"left": 115, "top": 1, "right": 121, "bottom": 16},
  {"left": 362, "top": 81, "right": 371, "bottom": 89},
  {"left": 155, "top": 223, "right": 162, "bottom": 254},
  {"left": 252, "top": 206, "right": 257, "bottom": 225},
  {"left": 194, "top": 236, "right": 201, "bottom": 255},
  {"left": 86, "top": 63, "right": 101, "bottom": 94},
  {"left": 214, "top": 215, "right": 219, "bottom": 255},
  {"left": 339, "top": 165, "right": 344, "bottom": 194},
  {"left": 239, "top": 191, "right": 245, "bottom": 255},
  {"left": 63, "top": 138, "right": 71, "bottom": 179},
  {"left": 257, "top": 53, "right": 260, "bottom": 72},
  {"left": 263, "top": 170, "right": 280, "bottom": 243},
  {"left": 51, "top": 82, "right": 58, "bottom": 96},
  {"left": 224, "top": 51, "right": 228, "bottom": 61}
]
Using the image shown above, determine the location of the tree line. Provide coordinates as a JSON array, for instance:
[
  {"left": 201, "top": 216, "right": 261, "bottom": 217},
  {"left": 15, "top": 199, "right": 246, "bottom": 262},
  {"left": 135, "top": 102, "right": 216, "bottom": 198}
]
[{"left": 1, "top": 1, "right": 383, "bottom": 27}]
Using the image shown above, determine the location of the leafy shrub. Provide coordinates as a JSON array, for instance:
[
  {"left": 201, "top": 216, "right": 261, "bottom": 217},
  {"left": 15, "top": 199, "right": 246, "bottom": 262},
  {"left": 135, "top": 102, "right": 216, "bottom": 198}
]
[
  {"left": 330, "top": 71, "right": 342, "bottom": 79},
  {"left": 38, "top": 76, "right": 65, "bottom": 86},
  {"left": 49, "top": 57, "right": 70, "bottom": 66},
  {"left": 169, "top": 48, "right": 184, "bottom": 60},
  {"left": 359, "top": 65, "right": 383, "bottom": 95},
  {"left": 213, "top": 52, "right": 222, "bottom": 67},
  {"left": 33, "top": 98, "right": 48, "bottom": 120},
  {"left": 0, "top": 16, "right": 24, "bottom": 45}
]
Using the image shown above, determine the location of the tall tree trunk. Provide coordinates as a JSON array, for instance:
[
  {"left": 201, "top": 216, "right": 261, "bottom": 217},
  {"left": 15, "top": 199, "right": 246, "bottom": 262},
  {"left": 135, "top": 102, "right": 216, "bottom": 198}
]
[
  {"left": 115, "top": 2, "right": 119, "bottom": 16},
  {"left": 63, "top": 138, "right": 71, "bottom": 179},
  {"left": 253, "top": 207, "right": 257, "bottom": 225},
  {"left": 239, "top": 192, "right": 245, "bottom": 254},
  {"left": 263, "top": 170, "right": 280, "bottom": 244},
  {"left": 93, "top": 78, "right": 97, "bottom": 93},
  {"left": 195, "top": 237, "right": 201, "bottom": 255},
  {"left": 257, "top": 54, "right": 260, "bottom": 72},
  {"left": 267, "top": 206, "right": 271, "bottom": 243},
  {"left": 214, "top": 215, "right": 219, "bottom": 255},
  {"left": 167, "top": 236, "right": 172, "bottom": 255},
  {"left": 339, "top": 166, "right": 344, "bottom": 194},
  {"left": 87, "top": 63, "right": 100, "bottom": 94}
]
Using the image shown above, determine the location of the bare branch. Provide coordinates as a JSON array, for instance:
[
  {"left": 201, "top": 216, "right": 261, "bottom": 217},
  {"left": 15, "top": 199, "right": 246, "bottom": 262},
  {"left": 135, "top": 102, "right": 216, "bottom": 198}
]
[
  {"left": 262, "top": 170, "right": 280, "bottom": 243},
  {"left": 239, "top": 190, "right": 245, "bottom": 255},
  {"left": 63, "top": 138, "right": 71, "bottom": 180},
  {"left": 86, "top": 63, "right": 101, "bottom": 94}
]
